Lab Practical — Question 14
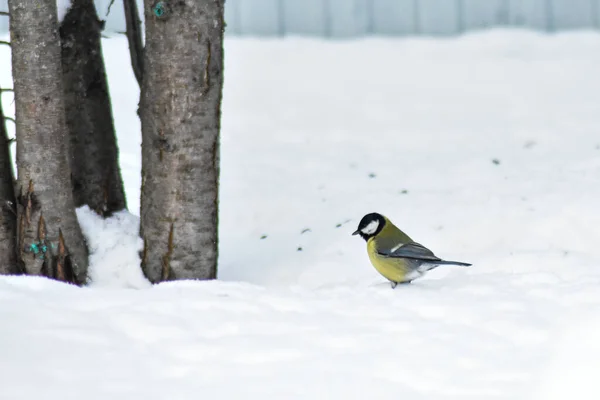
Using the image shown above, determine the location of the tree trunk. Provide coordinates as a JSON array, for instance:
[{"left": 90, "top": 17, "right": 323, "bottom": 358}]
[
  {"left": 8, "top": 0, "right": 88, "bottom": 284},
  {"left": 140, "top": 0, "right": 224, "bottom": 282},
  {"left": 0, "top": 85, "right": 18, "bottom": 275},
  {"left": 123, "top": 0, "right": 144, "bottom": 88},
  {"left": 60, "top": 0, "right": 127, "bottom": 216}
]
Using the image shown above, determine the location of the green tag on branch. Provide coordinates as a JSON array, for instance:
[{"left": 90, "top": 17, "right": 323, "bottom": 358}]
[
  {"left": 28, "top": 241, "right": 49, "bottom": 258},
  {"left": 153, "top": 1, "right": 168, "bottom": 18}
]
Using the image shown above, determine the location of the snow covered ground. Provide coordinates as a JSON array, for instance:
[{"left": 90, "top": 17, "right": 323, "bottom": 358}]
[{"left": 2, "top": 29, "right": 600, "bottom": 399}]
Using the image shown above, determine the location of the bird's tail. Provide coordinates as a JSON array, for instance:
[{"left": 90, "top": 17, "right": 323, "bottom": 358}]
[{"left": 435, "top": 260, "right": 472, "bottom": 267}]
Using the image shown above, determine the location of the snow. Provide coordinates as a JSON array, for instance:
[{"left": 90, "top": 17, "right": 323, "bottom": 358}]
[
  {"left": 2, "top": 28, "right": 600, "bottom": 398},
  {"left": 76, "top": 206, "right": 150, "bottom": 289},
  {"left": 56, "top": 0, "right": 71, "bottom": 23},
  {"left": 532, "top": 314, "right": 600, "bottom": 400}
]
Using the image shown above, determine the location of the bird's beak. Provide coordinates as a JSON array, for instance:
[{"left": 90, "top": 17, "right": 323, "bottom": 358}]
[{"left": 351, "top": 230, "right": 360, "bottom": 236}]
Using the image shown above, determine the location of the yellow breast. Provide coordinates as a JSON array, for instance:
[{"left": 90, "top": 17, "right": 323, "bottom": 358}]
[{"left": 367, "top": 238, "right": 414, "bottom": 283}]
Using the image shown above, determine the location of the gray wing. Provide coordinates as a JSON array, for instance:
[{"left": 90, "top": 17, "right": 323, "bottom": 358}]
[{"left": 377, "top": 242, "right": 442, "bottom": 263}]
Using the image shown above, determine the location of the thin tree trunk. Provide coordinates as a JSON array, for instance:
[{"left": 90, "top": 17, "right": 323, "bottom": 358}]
[
  {"left": 60, "top": 0, "right": 127, "bottom": 216},
  {"left": 8, "top": 0, "right": 88, "bottom": 284},
  {"left": 140, "top": 0, "right": 224, "bottom": 282},
  {"left": 0, "top": 85, "right": 18, "bottom": 274},
  {"left": 123, "top": 0, "right": 144, "bottom": 88}
]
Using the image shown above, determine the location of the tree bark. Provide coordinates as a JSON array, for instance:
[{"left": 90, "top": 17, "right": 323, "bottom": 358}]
[
  {"left": 8, "top": 0, "right": 88, "bottom": 284},
  {"left": 0, "top": 85, "right": 18, "bottom": 275},
  {"left": 60, "top": 0, "right": 127, "bottom": 216},
  {"left": 123, "top": 0, "right": 144, "bottom": 88},
  {"left": 140, "top": 0, "right": 224, "bottom": 282}
]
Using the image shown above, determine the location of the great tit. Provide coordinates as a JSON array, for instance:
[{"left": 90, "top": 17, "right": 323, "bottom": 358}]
[{"left": 352, "top": 212, "right": 471, "bottom": 288}]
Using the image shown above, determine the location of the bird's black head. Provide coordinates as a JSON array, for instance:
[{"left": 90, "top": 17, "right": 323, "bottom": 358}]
[{"left": 352, "top": 212, "right": 386, "bottom": 241}]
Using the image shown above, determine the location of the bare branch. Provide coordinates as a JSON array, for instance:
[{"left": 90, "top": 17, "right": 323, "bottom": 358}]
[
  {"left": 4, "top": 116, "right": 15, "bottom": 124},
  {"left": 123, "top": 0, "right": 144, "bottom": 88},
  {"left": 106, "top": 0, "right": 116, "bottom": 17},
  {"left": 0, "top": 88, "right": 14, "bottom": 93},
  {"left": 0, "top": 41, "right": 10, "bottom": 47},
  {"left": 0, "top": 11, "right": 9, "bottom": 17}
]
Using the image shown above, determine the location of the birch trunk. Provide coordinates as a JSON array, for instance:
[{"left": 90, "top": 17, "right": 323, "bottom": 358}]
[
  {"left": 9, "top": 0, "right": 88, "bottom": 283},
  {"left": 60, "top": 0, "right": 127, "bottom": 216},
  {"left": 0, "top": 85, "right": 17, "bottom": 274},
  {"left": 140, "top": 0, "right": 224, "bottom": 282}
]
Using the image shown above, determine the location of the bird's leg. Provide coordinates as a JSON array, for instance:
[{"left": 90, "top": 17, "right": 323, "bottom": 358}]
[{"left": 391, "top": 281, "right": 398, "bottom": 289}]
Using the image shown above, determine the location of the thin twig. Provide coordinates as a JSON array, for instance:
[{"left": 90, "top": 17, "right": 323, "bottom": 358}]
[
  {"left": 123, "top": 0, "right": 144, "bottom": 88},
  {"left": 0, "top": 11, "right": 9, "bottom": 17},
  {"left": 0, "top": 88, "right": 13, "bottom": 93},
  {"left": 4, "top": 116, "right": 15, "bottom": 124},
  {"left": 0, "top": 41, "right": 10, "bottom": 47},
  {"left": 106, "top": 0, "right": 116, "bottom": 17}
]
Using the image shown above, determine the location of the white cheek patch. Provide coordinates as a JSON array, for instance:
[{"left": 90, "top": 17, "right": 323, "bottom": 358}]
[{"left": 361, "top": 220, "right": 379, "bottom": 235}]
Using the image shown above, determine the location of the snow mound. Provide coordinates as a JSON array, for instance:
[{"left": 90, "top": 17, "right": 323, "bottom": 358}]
[{"left": 76, "top": 206, "right": 150, "bottom": 289}]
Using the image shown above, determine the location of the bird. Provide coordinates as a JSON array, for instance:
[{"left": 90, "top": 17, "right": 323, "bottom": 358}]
[{"left": 352, "top": 212, "right": 471, "bottom": 288}]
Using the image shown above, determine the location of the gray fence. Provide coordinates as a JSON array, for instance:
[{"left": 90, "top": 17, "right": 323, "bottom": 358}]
[{"left": 1, "top": 0, "right": 599, "bottom": 37}]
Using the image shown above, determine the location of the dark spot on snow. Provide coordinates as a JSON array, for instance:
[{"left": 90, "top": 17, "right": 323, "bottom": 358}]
[
  {"left": 524, "top": 141, "right": 536, "bottom": 149},
  {"left": 368, "top": 173, "right": 377, "bottom": 178},
  {"left": 335, "top": 219, "right": 351, "bottom": 228},
  {"left": 492, "top": 159, "right": 501, "bottom": 165},
  {"left": 297, "top": 246, "right": 303, "bottom": 252},
  {"left": 400, "top": 189, "right": 409, "bottom": 194},
  {"left": 301, "top": 228, "right": 311, "bottom": 234},
  {"left": 260, "top": 235, "right": 267, "bottom": 240}
]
